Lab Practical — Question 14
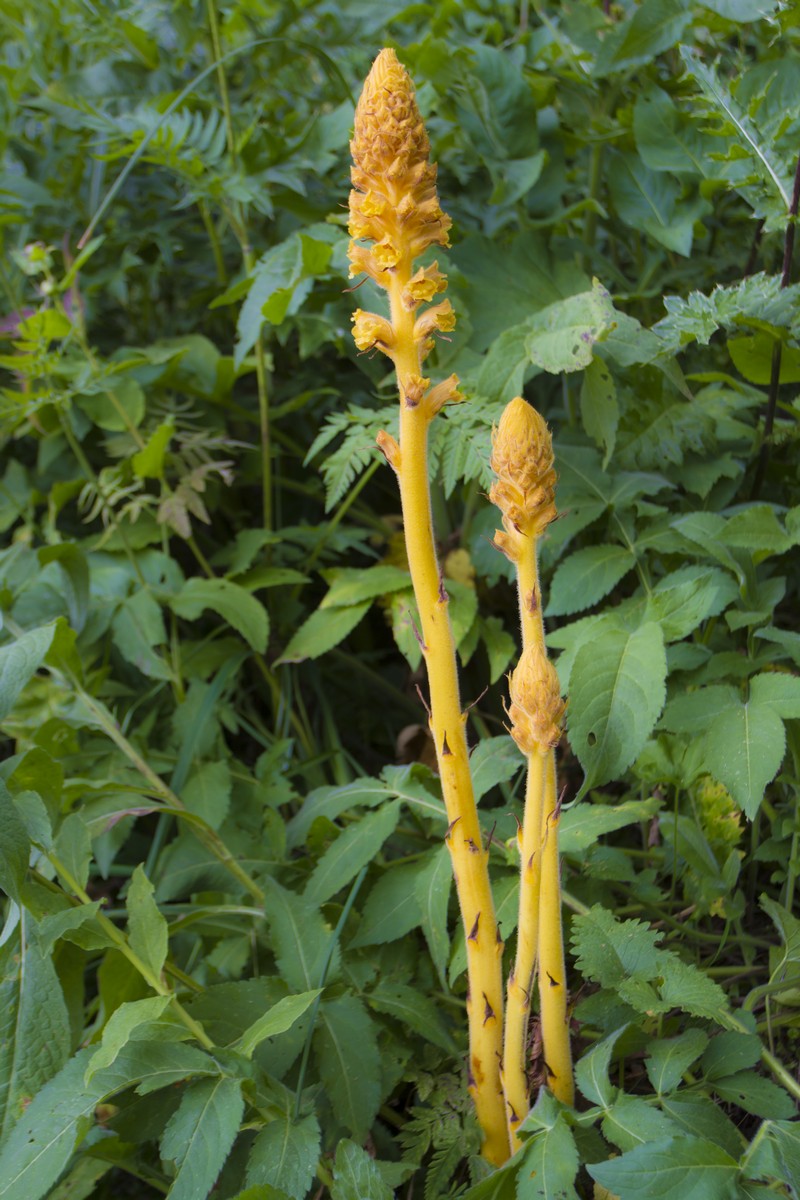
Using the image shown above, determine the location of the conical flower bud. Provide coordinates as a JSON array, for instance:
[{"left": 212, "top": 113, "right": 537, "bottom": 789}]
[
  {"left": 348, "top": 49, "right": 451, "bottom": 284},
  {"left": 508, "top": 644, "right": 565, "bottom": 754},
  {"left": 490, "top": 398, "right": 556, "bottom": 545}
]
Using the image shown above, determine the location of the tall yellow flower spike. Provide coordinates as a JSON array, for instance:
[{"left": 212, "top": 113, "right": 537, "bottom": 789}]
[
  {"left": 492, "top": 398, "right": 573, "bottom": 1149},
  {"left": 348, "top": 49, "right": 509, "bottom": 1165}
]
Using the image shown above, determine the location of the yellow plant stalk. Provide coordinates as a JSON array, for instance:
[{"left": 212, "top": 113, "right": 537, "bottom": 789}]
[
  {"left": 491, "top": 399, "right": 573, "bottom": 1144},
  {"left": 348, "top": 49, "right": 509, "bottom": 1165}
]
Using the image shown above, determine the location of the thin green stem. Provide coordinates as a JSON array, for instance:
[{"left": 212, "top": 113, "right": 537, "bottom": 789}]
[{"left": 46, "top": 852, "right": 214, "bottom": 1049}]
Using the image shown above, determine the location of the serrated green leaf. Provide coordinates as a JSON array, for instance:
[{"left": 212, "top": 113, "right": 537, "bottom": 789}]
[
  {"left": 516, "top": 1089, "right": 580, "bottom": 1199},
  {"left": 53, "top": 811, "right": 92, "bottom": 892},
  {"left": 712, "top": 1071, "right": 795, "bottom": 1120},
  {"left": 127, "top": 864, "right": 168, "bottom": 979},
  {"left": 234, "top": 990, "right": 321, "bottom": 1059},
  {"left": 171, "top": 577, "right": 269, "bottom": 652},
  {"left": 703, "top": 699, "right": 785, "bottom": 818},
  {"left": 525, "top": 279, "right": 616, "bottom": 374},
  {"left": 595, "top": 0, "right": 692, "bottom": 75},
  {"left": 601, "top": 1093, "right": 680, "bottom": 1153},
  {"left": 111, "top": 590, "right": 172, "bottom": 680},
  {"left": 568, "top": 621, "right": 667, "bottom": 793},
  {"left": 644, "top": 566, "right": 738, "bottom": 642},
  {"left": 246, "top": 1112, "right": 320, "bottom": 1200},
  {"left": 470, "top": 736, "right": 524, "bottom": 801},
  {"left": 415, "top": 845, "right": 452, "bottom": 987},
  {"left": 646, "top": 1029, "right": 709, "bottom": 1094},
  {"left": 262, "top": 878, "right": 339, "bottom": 992},
  {"left": 0, "top": 922, "right": 71, "bottom": 1141},
  {"left": 349, "top": 861, "right": 424, "bottom": 948},
  {"left": 580, "top": 357, "right": 619, "bottom": 465},
  {"left": 575, "top": 1025, "right": 627, "bottom": 1108},
  {"left": 278, "top": 601, "right": 371, "bottom": 664},
  {"left": 84, "top": 996, "right": 172, "bottom": 1082},
  {"left": 182, "top": 760, "right": 231, "bottom": 831},
  {"left": 0, "top": 781, "right": 30, "bottom": 905},
  {"left": 589, "top": 1134, "right": 739, "bottom": 1200},
  {"left": 316, "top": 995, "right": 380, "bottom": 1140},
  {"left": 331, "top": 1139, "right": 392, "bottom": 1200},
  {"left": 320, "top": 565, "right": 412, "bottom": 608},
  {"left": 304, "top": 800, "right": 401, "bottom": 907},
  {"left": 0, "top": 625, "right": 56, "bottom": 725},
  {"left": 750, "top": 672, "right": 800, "bottom": 718},
  {"left": 160, "top": 1075, "right": 244, "bottom": 1200},
  {"left": 571, "top": 906, "right": 662, "bottom": 990},
  {"left": 547, "top": 544, "right": 636, "bottom": 617},
  {"left": 367, "top": 980, "right": 457, "bottom": 1054},
  {"left": 560, "top": 796, "right": 661, "bottom": 856}
]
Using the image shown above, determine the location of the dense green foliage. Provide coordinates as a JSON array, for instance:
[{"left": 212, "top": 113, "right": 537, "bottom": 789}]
[{"left": 0, "top": 0, "right": 799, "bottom": 1197}]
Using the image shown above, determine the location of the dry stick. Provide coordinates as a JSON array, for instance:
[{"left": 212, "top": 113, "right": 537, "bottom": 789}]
[{"left": 347, "top": 50, "right": 508, "bottom": 1164}]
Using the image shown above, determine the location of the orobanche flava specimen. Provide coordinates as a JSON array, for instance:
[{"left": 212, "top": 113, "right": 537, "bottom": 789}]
[
  {"left": 492, "top": 398, "right": 573, "bottom": 1147},
  {"left": 347, "top": 49, "right": 509, "bottom": 1164}
]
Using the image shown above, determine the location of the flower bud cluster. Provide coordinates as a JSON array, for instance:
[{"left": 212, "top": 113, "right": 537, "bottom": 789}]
[
  {"left": 490, "top": 398, "right": 556, "bottom": 557},
  {"left": 508, "top": 645, "right": 565, "bottom": 754}
]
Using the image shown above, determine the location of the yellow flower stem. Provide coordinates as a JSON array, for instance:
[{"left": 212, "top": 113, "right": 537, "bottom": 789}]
[
  {"left": 388, "top": 271, "right": 509, "bottom": 1166},
  {"left": 503, "top": 746, "right": 545, "bottom": 1150},
  {"left": 538, "top": 752, "right": 574, "bottom": 1106}
]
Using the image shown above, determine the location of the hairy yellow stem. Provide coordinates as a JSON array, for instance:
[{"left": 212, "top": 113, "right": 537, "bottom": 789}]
[
  {"left": 538, "top": 754, "right": 573, "bottom": 1105},
  {"left": 502, "top": 748, "right": 545, "bottom": 1149},
  {"left": 390, "top": 274, "right": 509, "bottom": 1165}
]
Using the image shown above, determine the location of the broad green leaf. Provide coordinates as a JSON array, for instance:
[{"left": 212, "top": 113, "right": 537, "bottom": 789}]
[
  {"left": 595, "top": 0, "right": 692, "bottom": 75},
  {"left": 76, "top": 377, "right": 145, "bottom": 432},
  {"left": 246, "top": 1113, "right": 320, "bottom": 1200},
  {"left": 743, "top": 1120, "right": 800, "bottom": 1192},
  {"left": 546, "top": 544, "right": 636, "bottom": 616},
  {"left": 53, "top": 811, "right": 92, "bottom": 892},
  {"left": 575, "top": 1025, "right": 627, "bottom": 1108},
  {"left": 127, "top": 864, "right": 169, "bottom": 979},
  {"left": 589, "top": 1134, "right": 739, "bottom": 1200},
  {"left": 0, "top": 625, "right": 56, "bottom": 724},
  {"left": 278, "top": 601, "right": 371, "bottom": 664},
  {"left": 525, "top": 280, "right": 616, "bottom": 374},
  {"left": 644, "top": 566, "right": 738, "bottom": 642},
  {"left": 517, "top": 1090, "right": 580, "bottom": 1199},
  {"left": 0, "top": 923, "right": 71, "bottom": 1141},
  {"left": 304, "top": 800, "right": 401, "bottom": 907},
  {"left": 560, "top": 796, "right": 661, "bottom": 856},
  {"left": 36, "top": 902, "right": 104, "bottom": 956},
  {"left": 286, "top": 778, "right": 390, "bottom": 851},
  {"left": 711, "top": 1071, "right": 795, "bottom": 1120},
  {"left": 160, "top": 1076, "right": 244, "bottom": 1200},
  {"left": 634, "top": 85, "right": 717, "bottom": 176},
  {"left": 602, "top": 1094, "right": 680, "bottom": 1153},
  {"left": 722, "top": 506, "right": 793, "bottom": 559},
  {"left": 84, "top": 996, "right": 172, "bottom": 1082},
  {"left": 658, "top": 1095, "right": 743, "bottom": 1160},
  {"left": 701, "top": 1032, "right": 762, "bottom": 1081},
  {"left": 171, "top": 578, "right": 269, "bottom": 652},
  {"left": 320, "top": 565, "right": 412, "bottom": 608},
  {"left": 366, "top": 980, "right": 457, "bottom": 1054},
  {"left": 132, "top": 418, "right": 174, "bottom": 479},
  {"left": 262, "top": 878, "right": 339, "bottom": 992},
  {"left": 349, "top": 862, "right": 424, "bottom": 948},
  {"left": 315, "top": 995, "right": 380, "bottom": 1140},
  {"left": 0, "top": 781, "right": 30, "bottom": 904},
  {"left": 571, "top": 907, "right": 662, "bottom": 990},
  {"left": 37, "top": 545, "right": 90, "bottom": 634},
  {"left": 580, "top": 357, "right": 619, "bottom": 465},
  {"left": 233, "top": 991, "right": 321, "bottom": 1059},
  {"left": 569, "top": 621, "right": 667, "bottom": 793},
  {"left": 750, "top": 672, "right": 800, "bottom": 719},
  {"left": 415, "top": 844, "right": 452, "bottom": 987},
  {"left": 607, "top": 151, "right": 697, "bottom": 255},
  {"left": 469, "top": 736, "right": 523, "bottom": 801},
  {"left": 646, "top": 1029, "right": 709, "bottom": 1095},
  {"left": 660, "top": 685, "right": 739, "bottom": 734},
  {"left": 111, "top": 590, "right": 172, "bottom": 680},
  {"left": 703, "top": 700, "right": 785, "bottom": 818},
  {"left": 182, "top": 761, "right": 232, "bottom": 830},
  {"left": 331, "top": 1139, "right": 392, "bottom": 1200},
  {"left": 655, "top": 956, "right": 730, "bottom": 1024}
]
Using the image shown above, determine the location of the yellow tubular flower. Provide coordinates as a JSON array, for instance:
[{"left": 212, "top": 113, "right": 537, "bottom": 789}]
[{"left": 348, "top": 49, "right": 509, "bottom": 1165}]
